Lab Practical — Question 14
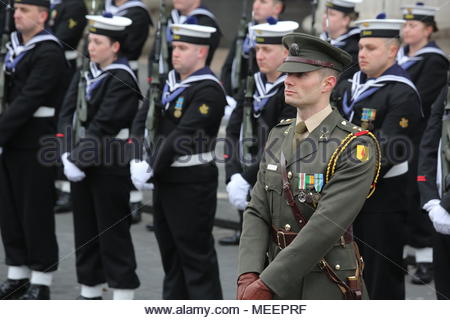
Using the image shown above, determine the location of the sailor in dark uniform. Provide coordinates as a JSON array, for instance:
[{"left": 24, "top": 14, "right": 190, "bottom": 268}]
[
  {"left": 144, "top": 0, "right": 222, "bottom": 231},
  {"left": 104, "top": 0, "right": 152, "bottom": 76},
  {"left": 104, "top": 0, "right": 152, "bottom": 224},
  {"left": 0, "top": 0, "right": 68, "bottom": 300},
  {"left": 335, "top": 15, "right": 422, "bottom": 299},
  {"left": 57, "top": 13, "right": 141, "bottom": 299},
  {"left": 397, "top": 3, "right": 449, "bottom": 285},
  {"left": 48, "top": 0, "right": 87, "bottom": 76},
  {"left": 417, "top": 83, "right": 450, "bottom": 300},
  {"left": 221, "top": 0, "right": 286, "bottom": 98},
  {"left": 49, "top": 0, "right": 87, "bottom": 214},
  {"left": 320, "top": 0, "right": 362, "bottom": 83},
  {"left": 221, "top": 20, "right": 298, "bottom": 246},
  {"left": 166, "top": 0, "right": 221, "bottom": 68},
  {"left": 131, "top": 23, "right": 226, "bottom": 299}
]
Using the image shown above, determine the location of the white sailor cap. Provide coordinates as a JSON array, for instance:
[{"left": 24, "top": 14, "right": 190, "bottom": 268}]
[
  {"left": 401, "top": 2, "right": 438, "bottom": 23},
  {"left": 250, "top": 19, "right": 299, "bottom": 45},
  {"left": 325, "top": 0, "right": 362, "bottom": 13},
  {"left": 355, "top": 13, "right": 405, "bottom": 38},
  {"left": 86, "top": 12, "right": 132, "bottom": 40},
  {"left": 170, "top": 23, "right": 217, "bottom": 46}
]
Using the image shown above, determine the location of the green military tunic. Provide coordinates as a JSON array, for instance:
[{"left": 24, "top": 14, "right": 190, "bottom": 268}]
[{"left": 238, "top": 107, "right": 379, "bottom": 299}]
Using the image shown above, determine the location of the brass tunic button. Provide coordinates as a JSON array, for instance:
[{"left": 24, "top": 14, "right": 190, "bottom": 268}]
[
  {"left": 335, "top": 264, "right": 341, "bottom": 271},
  {"left": 284, "top": 224, "right": 291, "bottom": 231},
  {"left": 287, "top": 171, "right": 293, "bottom": 179},
  {"left": 265, "top": 185, "right": 269, "bottom": 191}
]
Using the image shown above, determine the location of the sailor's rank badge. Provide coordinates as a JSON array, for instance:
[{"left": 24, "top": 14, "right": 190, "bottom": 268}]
[
  {"left": 399, "top": 117, "right": 409, "bottom": 128},
  {"left": 199, "top": 104, "right": 209, "bottom": 115}
]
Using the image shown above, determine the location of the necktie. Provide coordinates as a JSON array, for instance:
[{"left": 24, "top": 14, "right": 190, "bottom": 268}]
[{"left": 293, "top": 121, "right": 308, "bottom": 149}]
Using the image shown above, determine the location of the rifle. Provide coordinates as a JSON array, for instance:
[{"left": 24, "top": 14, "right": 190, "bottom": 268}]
[
  {"left": 230, "top": 0, "right": 249, "bottom": 95},
  {"left": 441, "top": 77, "right": 450, "bottom": 195},
  {"left": 241, "top": 40, "right": 256, "bottom": 166},
  {"left": 73, "top": 0, "right": 104, "bottom": 143},
  {"left": 0, "top": 0, "right": 13, "bottom": 115},
  {"left": 144, "top": 0, "right": 168, "bottom": 154}
]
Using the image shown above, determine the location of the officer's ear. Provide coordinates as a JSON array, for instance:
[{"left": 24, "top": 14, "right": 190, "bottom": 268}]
[{"left": 319, "top": 69, "right": 338, "bottom": 93}]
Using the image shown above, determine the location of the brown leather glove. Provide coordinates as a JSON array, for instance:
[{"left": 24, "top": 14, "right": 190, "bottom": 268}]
[
  {"left": 236, "top": 272, "right": 259, "bottom": 300},
  {"left": 242, "top": 278, "right": 273, "bottom": 300}
]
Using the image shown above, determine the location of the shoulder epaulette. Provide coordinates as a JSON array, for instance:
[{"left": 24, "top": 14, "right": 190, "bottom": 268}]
[
  {"left": 275, "top": 118, "right": 295, "bottom": 127},
  {"left": 336, "top": 119, "right": 364, "bottom": 133},
  {"left": 325, "top": 128, "right": 381, "bottom": 199}
]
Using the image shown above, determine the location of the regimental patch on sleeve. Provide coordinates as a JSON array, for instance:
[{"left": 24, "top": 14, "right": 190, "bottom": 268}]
[
  {"left": 399, "top": 117, "right": 409, "bottom": 128},
  {"left": 68, "top": 18, "right": 78, "bottom": 29},
  {"left": 356, "top": 145, "right": 369, "bottom": 162},
  {"left": 199, "top": 104, "right": 209, "bottom": 115}
]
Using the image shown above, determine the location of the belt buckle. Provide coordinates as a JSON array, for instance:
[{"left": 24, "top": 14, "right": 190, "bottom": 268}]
[{"left": 276, "top": 231, "right": 287, "bottom": 249}]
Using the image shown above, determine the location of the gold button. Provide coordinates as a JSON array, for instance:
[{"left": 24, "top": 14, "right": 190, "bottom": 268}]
[
  {"left": 335, "top": 264, "right": 341, "bottom": 271},
  {"left": 288, "top": 171, "right": 293, "bottom": 179},
  {"left": 265, "top": 185, "right": 269, "bottom": 191},
  {"left": 285, "top": 224, "right": 291, "bottom": 231}
]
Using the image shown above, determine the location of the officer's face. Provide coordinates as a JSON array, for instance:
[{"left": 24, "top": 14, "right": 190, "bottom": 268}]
[
  {"left": 401, "top": 21, "right": 433, "bottom": 46},
  {"left": 358, "top": 38, "right": 398, "bottom": 78},
  {"left": 255, "top": 44, "right": 287, "bottom": 75},
  {"left": 14, "top": 4, "right": 48, "bottom": 34},
  {"left": 284, "top": 70, "right": 324, "bottom": 108},
  {"left": 88, "top": 34, "right": 120, "bottom": 67},
  {"left": 252, "top": 0, "right": 282, "bottom": 23},
  {"left": 321, "top": 8, "right": 351, "bottom": 35},
  {"left": 172, "top": 41, "right": 206, "bottom": 77}
]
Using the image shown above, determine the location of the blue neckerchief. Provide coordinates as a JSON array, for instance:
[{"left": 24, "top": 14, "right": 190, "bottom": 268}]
[
  {"left": 343, "top": 63, "right": 417, "bottom": 119},
  {"left": 397, "top": 41, "right": 448, "bottom": 70},
  {"left": 243, "top": 22, "right": 256, "bottom": 55},
  {"left": 167, "top": 6, "right": 217, "bottom": 43},
  {"left": 252, "top": 72, "right": 286, "bottom": 114},
  {"left": 320, "top": 27, "right": 359, "bottom": 48},
  {"left": 85, "top": 57, "right": 137, "bottom": 100},
  {"left": 4, "top": 30, "right": 60, "bottom": 73},
  {"left": 105, "top": 0, "right": 147, "bottom": 16},
  {"left": 161, "top": 66, "right": 221, "bottom": 107}
]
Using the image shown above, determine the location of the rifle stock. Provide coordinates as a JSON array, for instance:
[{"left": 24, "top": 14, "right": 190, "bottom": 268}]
[
  {"left": 144, "top": 0, "right": 168, "bottom": 153},
  {"left": 231, "top": 0, "right": 248, "bottom": 94},
  {"left": 241, "top": 44, "right": 255, "bottom": 165},
  {"left": 73, "top": 0, "right": 105, "bottom": 142}
]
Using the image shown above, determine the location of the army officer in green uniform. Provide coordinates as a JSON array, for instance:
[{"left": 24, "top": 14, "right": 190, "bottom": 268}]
[{"left": 237, "top": 33, "right": 381, "bottom": 300}]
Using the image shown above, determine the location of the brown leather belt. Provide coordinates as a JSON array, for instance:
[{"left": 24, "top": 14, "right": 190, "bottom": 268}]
[{"left": 271, "top": 225, "right": 354, "bottom": 249}]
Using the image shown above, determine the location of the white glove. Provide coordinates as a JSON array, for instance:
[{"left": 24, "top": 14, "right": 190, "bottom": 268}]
[
  {"left": 61, "top": 152, "right": 86, "bottom": 182},
  {"left": 423, "top": 199, "right": 441, "bottom": 212},
  {"left": 130, "top": 159, "right": 153, "bottom": 191},
  {"left": 428, "top": 204, "right": 450, "bottom": 235},
  {"left": 226, "top": 173, "right": 250, "bottom": 211}
]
